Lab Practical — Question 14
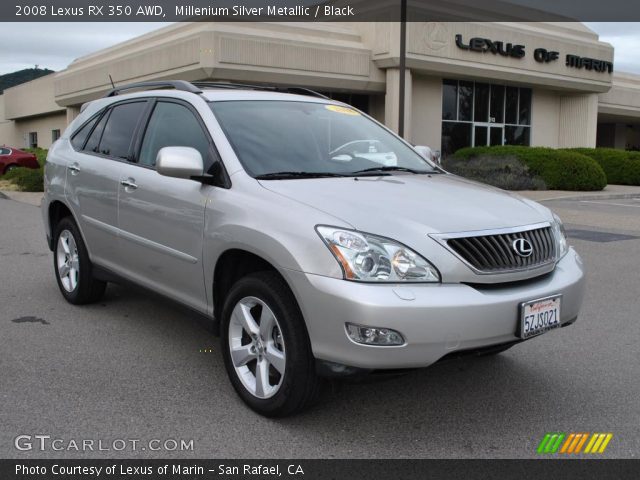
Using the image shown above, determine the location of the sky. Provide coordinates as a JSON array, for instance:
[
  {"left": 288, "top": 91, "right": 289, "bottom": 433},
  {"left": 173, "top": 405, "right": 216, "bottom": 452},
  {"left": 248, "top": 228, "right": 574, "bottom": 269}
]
[{"left": 0, "top": 22, "right": 639, "bottom": 75}]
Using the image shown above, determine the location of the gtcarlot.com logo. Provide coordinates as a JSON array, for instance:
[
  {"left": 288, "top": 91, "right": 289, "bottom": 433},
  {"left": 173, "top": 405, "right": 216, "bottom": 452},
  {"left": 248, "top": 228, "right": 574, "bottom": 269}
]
[
  {"left": 537, "top": 432, "right": 613, "bottom": 454},
  {"left": 14, "top": 435, "right": 194, "bottom": 452}
]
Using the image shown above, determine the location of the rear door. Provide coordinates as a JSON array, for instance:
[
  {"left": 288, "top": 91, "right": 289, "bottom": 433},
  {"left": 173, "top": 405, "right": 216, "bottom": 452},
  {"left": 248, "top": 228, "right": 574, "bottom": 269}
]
[
  {"left": 116, "top": 99, "right": 215, "bottom": 312},
  {"left": 64, "top": 101, "right": 148, "bottom": 270}
]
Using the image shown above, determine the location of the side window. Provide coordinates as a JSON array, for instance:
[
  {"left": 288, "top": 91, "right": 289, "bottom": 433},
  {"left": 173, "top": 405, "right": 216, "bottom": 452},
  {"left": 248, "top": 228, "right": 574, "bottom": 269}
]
[
  {"left": 0, "top": 148, "right": 10, "bottom": 155},
  {"left": 97, "top": 102, "right": 146, "bottom": 160},
  {"left": 84, "top": 111, "right": 110, "bottom": 153},
  {"left": 139, "top": 102, "right": 210, "bottom": 168},
  {"left": 71, "top": 114, "right": 100, "bottom": 150}
]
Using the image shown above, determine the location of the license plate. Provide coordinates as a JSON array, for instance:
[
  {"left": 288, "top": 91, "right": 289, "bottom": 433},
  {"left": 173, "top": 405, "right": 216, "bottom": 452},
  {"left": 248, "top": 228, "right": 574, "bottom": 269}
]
[{"left": 519, "top": 295, "right": 562, "bottom": 339}]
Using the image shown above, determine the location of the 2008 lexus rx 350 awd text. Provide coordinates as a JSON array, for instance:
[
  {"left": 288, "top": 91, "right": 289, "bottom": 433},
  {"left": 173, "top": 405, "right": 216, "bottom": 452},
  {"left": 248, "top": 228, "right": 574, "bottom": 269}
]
[{"left": 42, "top": 81, "right": 585, "bottom": 417}]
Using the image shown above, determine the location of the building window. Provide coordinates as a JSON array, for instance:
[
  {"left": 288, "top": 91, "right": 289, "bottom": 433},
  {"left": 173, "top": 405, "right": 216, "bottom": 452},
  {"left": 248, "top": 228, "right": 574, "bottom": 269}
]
[
  {"left": 28, "top": 132, "right": 38, "bottom": 149},
  {"left": 318, "top": 92, "right": 370, "bottom": 114},
  {"left": 441, "top": 80, "right": 532, "bottom": 158},
  {"left": 52, "top": 129, "right": 61, "bottom": 142}
]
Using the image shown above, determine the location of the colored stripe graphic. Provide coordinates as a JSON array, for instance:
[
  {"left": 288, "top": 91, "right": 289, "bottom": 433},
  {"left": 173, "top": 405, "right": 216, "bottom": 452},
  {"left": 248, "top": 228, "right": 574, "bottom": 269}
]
[
  {"left": 585, "top": 433, "right": 614, "bottom": 454},
  {"left": 550, "top": 433, "right": 565, "bottom": 453},
  {"left": 584, "top": 433, "right": 599, "bottom": 453},
  {"left": 537, "top": 434, "right": 552, "bottom": 454},
  {"left": 543, "top": 433, "right": 613, "bottom": 454},
  {"left": 598, "top": 434, "right": 613, "bottom": 453},
  {"left": 537, "top": 433, "right": 565, "bottom": 454},
  {"left": 574, "top": 433, "right": 589, "bottom": 453},
  {"left": 560, "top": 433, "right": 575, "bottom": 453}
]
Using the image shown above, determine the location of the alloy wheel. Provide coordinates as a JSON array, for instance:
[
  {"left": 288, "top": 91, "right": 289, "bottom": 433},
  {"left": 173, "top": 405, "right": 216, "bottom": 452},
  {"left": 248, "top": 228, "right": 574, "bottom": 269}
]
[
  {"left": 56, "top": 230, "right": 79, "bottom": 292},
  {"left": 228, "top": 296, "right": 286, "bottom": 399}
]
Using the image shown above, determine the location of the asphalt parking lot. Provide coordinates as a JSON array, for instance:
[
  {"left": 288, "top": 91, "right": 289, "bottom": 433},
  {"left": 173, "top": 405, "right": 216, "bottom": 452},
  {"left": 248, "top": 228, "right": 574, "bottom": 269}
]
[{"left": 1, "top": 194, "right": 639, "bottom": 459}]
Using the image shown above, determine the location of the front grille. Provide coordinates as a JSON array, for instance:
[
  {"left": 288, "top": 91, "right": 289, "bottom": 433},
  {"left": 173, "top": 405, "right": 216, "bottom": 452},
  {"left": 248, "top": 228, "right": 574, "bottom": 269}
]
[{"left": 446, "top": 226, "right": 556, "bottom": 273}]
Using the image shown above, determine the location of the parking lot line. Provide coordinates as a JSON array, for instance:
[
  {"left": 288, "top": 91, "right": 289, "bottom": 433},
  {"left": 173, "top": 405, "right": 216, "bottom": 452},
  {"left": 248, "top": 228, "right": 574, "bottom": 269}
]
[{"left": 580, "top": 200, "right": 640, "bottom": 208}]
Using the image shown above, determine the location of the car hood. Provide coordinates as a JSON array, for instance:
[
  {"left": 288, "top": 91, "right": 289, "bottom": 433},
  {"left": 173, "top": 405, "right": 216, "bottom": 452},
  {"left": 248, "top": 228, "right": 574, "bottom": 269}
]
[{"left": 259, "top": 173, "right": 551, "bottom": 236}]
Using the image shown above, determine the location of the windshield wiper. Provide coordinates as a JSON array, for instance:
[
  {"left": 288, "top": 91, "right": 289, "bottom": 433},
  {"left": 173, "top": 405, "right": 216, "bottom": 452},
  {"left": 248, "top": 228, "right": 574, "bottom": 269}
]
[
  {"left": 351, "top": 166, "right": 432, "bottom": 175},
  {"left": 255, "top": 171, "right": 351, "bottom": 180}
]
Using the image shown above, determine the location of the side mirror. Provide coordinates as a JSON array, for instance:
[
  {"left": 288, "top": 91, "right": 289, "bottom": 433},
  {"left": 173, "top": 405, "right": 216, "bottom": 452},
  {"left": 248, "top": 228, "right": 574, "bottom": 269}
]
[
  {"left": 414, "top": 145, "right": 441, "bottom": 165},
  {"left": 156, "top": 147, "right": 204, "bottom": 180}
]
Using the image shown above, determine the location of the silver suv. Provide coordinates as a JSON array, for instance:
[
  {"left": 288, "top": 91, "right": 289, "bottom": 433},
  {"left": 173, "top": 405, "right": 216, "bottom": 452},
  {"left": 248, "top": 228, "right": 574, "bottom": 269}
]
[{"left": 42, "top": 81, "right": 585, "bottom": 416}]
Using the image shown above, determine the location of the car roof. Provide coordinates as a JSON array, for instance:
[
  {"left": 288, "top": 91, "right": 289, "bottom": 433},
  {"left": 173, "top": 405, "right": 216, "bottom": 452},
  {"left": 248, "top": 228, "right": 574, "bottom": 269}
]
[
  {"left": 97, "top": 88, "right": 334, "bottom": 105},
  {"left": 80, "top": 88, "right": 337, "bottom": 119},
  {"left": 74, "top": 87, "right": 346, "bottom": 136},
  {"left": 200, "top": 89, "right": 333, "bottom": 103}
]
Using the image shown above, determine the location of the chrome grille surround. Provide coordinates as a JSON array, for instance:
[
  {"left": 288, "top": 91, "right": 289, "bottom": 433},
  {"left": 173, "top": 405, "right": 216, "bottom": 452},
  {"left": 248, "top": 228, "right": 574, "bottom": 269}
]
[{"left": 431, "top": 222, "right": 557, "bottom": 274}]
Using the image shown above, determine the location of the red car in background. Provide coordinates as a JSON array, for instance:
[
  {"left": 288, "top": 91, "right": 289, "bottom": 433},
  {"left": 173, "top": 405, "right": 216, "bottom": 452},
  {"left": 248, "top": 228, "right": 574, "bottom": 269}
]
[{"left": 0, "top": 146, "right": 39, "bottom": 175}]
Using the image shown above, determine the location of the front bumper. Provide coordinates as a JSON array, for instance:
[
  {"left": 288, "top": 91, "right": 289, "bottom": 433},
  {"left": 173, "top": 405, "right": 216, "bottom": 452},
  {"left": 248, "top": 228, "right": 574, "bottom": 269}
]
[{"left": 285, "top": 248, "right": 585, "bottom": 369}]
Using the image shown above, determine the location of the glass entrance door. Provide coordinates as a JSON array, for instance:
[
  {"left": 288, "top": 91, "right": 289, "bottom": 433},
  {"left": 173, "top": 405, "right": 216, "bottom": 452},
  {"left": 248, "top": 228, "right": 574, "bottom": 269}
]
[
  {"left": 473, "top": 123, "right": 504, "bottom": 147},
  {"left": 490, "top": 126, "right": 504, "bottom": 146}
]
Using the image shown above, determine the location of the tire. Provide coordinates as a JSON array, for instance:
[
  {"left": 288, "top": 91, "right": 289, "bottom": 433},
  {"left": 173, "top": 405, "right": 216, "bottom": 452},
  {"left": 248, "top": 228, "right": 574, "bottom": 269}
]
[
  {"left": 53, "top": 216, "right": 107, "bottom": 305},
  {"left": 4, "top": 164, "right": 18, "bottom": 175},
  {"left": 221, "top": 271, "right": 321, "bottom": 417}
]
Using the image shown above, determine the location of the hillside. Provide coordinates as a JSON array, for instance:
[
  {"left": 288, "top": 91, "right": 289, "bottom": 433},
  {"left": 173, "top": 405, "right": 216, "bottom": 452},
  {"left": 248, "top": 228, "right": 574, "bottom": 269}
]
[{"left": 0, "top": 68, "right": 54, "bottom": 94}]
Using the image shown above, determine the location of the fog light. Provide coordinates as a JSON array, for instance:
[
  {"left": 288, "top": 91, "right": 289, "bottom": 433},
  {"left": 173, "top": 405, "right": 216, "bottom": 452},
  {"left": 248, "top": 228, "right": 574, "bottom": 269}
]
[{"left": 345, "top": 323, "right": 405, "bottom": 346}]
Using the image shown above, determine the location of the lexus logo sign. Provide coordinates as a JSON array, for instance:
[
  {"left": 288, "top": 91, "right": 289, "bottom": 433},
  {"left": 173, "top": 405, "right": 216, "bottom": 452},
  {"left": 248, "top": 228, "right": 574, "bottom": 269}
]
[{"left": 512, "top": 238, "right": 533, "bottom": 258}]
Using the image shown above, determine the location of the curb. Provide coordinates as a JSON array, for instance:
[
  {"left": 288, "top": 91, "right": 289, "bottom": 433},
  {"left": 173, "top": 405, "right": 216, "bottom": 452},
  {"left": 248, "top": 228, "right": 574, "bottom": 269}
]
[
  {"left": 537, "top": 193, "right": 640, "bottom": 202},
  {"left": 0, "top": 191, "right": 8, "bottom": 199}
]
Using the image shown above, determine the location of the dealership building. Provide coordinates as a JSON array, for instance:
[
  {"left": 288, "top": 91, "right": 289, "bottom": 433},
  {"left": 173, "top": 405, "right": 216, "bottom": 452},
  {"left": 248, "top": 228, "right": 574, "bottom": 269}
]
[{"left": 2, "top": 21, "right": 640, "bottom": 156}]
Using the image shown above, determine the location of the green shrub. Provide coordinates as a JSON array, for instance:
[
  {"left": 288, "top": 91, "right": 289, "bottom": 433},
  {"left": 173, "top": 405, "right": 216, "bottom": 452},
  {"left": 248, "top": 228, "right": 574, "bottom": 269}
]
[
  {"left": 2, "top": 147, "right": 47, "bottom": 192},
  {"left": 568, "top": 148, "right": 640, "bottom": 186},
  {"left": 443, "top": 154, "right": 547, "bottom": 190},
  {"left": 6, "top": 167, "right": 44, "bottom": 192},
  {"left": 450, "top": 146, "right": 607, "bottom": 191}
]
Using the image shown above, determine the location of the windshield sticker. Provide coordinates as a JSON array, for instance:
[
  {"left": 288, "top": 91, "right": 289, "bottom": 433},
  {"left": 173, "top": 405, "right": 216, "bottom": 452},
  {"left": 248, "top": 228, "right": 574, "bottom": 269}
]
[{"left": 325, "top": 105, "right": 360, "bottom": 116}]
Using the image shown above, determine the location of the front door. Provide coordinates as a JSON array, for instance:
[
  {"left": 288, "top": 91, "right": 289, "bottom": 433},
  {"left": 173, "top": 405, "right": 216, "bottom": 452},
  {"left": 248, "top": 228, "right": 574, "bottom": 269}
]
[{"left": 116, "top": 100, "right": 214, "bottom": 312}]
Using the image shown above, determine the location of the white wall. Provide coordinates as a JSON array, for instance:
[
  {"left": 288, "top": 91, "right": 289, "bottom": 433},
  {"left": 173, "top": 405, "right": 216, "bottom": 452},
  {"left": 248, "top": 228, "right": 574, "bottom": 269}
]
[
  {"left": 531, "top": 89, "right": 561, "bottom": 148},
  {"left": 0, "top": 95, "right": 19, "bottom": 146},
  {"left": 558, "top": 93, "right": 599, "bottom": 148},
  {"left": 11, "top": 113, "right": 68, "bottom": 149},
  {"left": 410, "top": 74, "right": 443, "bottom": 150}
]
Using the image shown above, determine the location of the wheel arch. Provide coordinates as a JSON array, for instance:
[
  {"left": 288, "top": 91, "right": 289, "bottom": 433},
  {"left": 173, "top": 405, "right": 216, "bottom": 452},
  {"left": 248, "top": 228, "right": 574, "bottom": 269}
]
[
  {"left": 212, "top": 248, "right": 294, "bottom": 334},
  {"left": 47, "top": 200, "right": 86, "bottom": 252},
  {"left": 2, "top": 163, "right": 18, "bottom": 174}
]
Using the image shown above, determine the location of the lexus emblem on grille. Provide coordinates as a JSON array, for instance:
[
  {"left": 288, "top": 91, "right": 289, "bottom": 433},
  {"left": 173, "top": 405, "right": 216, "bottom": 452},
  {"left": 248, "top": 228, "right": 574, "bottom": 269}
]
[{"left": 512, "top": 238, "right": 533, "bottom": 258}]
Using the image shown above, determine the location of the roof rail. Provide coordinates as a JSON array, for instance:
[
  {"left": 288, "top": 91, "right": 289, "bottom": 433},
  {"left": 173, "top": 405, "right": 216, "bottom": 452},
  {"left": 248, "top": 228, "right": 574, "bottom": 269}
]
[
  {"left": 191, "top": 81, "right": 329, "bottom": 99},
  {"left": 103, "top": 80, "right": 329, "bottom": 100},
  {"left": 104, "top": 80, "right": 203, "bottom": 97}
]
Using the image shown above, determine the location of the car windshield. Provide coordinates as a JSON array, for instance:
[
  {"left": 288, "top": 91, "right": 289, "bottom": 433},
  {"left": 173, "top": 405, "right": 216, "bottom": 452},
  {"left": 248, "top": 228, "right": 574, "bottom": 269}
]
[{"left": 209, "top": 100, "right": 438, "bottom": 178}]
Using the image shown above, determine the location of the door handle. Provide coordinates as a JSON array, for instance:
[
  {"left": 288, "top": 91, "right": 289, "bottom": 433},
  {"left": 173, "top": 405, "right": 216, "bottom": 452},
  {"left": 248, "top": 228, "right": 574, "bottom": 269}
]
[
  {"left": 68, "top": 163, "right": 80, "bottom": 176},
  {"left": 120, "top": 178, "right": 138, "bottom": 190}
]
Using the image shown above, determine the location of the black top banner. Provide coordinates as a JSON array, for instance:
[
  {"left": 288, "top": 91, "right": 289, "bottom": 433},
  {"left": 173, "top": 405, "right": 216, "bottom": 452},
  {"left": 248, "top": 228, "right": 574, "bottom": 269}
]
[{"left": 3, "top": 0, "right": 640, "bottom": 22}]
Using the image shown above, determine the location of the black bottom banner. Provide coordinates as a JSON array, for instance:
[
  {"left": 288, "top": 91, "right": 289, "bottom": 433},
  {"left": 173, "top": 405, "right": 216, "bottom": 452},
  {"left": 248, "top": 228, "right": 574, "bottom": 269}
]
[{"left": 2, "top": 459, "right": 640, "bottom": 480}]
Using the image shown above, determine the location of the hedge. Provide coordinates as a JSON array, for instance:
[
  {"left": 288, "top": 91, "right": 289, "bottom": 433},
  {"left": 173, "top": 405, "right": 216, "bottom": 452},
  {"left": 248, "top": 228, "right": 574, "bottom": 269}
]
[
  {"left": 443, "top": 154, "right": 547, "bottom": 190},
  {"left": 449, "top": 146, "right": 607, "bottom": 191},
  {"left": 2, "top": 147, "right": 46, "bottom": 192},
  {"left": 568, "top": 148, "right": 640, "bottom": 186}
]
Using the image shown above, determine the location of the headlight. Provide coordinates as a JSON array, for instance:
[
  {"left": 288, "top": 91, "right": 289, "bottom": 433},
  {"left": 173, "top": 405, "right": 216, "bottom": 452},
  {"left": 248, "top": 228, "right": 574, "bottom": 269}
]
[
  {"left": 551, "top": 213, "right": 568, "bottom": 260},
  {"left": 316, "top": 226, "right": 440, "bottom": 283}
]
